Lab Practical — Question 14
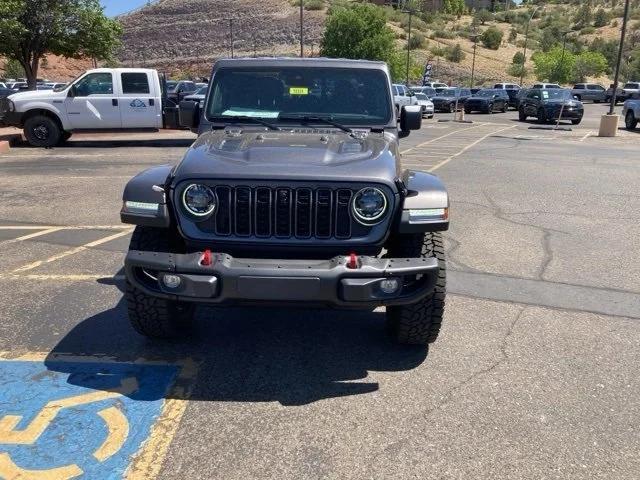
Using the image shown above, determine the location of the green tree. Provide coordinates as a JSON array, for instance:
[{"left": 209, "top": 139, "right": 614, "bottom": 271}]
[
  {"left": 572, "top": 51, "right": 608, "bottom": 82},
  {"left": 531, "top": 46, "right": 576, "bottom": 84},
  {"left": 321, "top": 4, "right": 396, "bottom": 61},
  {"left": 475, "top": 9, "right": 493, "bottom": 25},
  {"left": 574, "top": 2, "right": 593, "bottom": 28},
  {"left": 2, "top": 58, "right": 25, "bottom": 79},
  {"left": 512, "top": 51, "right": 525, "bottom": 65},
  {"left": 481, "top": 26, "right": 504, "bottom": 50},
  {"left": 0, "top": 0, "right": 121, "bottom": 88}
]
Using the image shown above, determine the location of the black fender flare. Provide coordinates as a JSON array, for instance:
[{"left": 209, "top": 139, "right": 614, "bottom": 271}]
[{"left": 120, "top": 165, "right": 173, "bottom": 228}]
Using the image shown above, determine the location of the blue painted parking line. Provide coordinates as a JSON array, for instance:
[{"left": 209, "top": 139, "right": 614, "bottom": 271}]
[{"left": 0, "top": 358, "right": 181, "bottom": 479}]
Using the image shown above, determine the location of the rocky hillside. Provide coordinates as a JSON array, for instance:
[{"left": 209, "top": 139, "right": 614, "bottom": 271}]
[{"left": 117, "top": 0, "right": 326, "bottom": 75}]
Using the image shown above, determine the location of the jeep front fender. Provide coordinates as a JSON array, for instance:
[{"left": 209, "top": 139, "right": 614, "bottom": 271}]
[
  {"left": 120, "top": 165, "right": 173, "bottom": 228},
  {"left": 397, "top": 170, "right": 449, "bottom": 233}
]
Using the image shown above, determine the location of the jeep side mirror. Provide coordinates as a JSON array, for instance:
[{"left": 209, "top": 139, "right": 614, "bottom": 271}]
[
  {"left": 179, "top": 100, "right": 200, "bottom": 129},
  {"left": 400, "top": 105, "right": 422, "bottom": 133}
]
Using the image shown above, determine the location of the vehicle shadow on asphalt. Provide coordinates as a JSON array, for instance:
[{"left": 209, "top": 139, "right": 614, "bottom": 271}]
[
  {"left": 13, "top": 138, "right": 196, "bottom": 149},
  {"left": 44, "top": 278, "right": 428, "bottom": 406}
]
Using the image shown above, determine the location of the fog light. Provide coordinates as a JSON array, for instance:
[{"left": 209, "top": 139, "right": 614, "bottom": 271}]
[
  {"left": 379, "top": 278, "right": 400, "bottom": 294},
  {"left": 163, "top": 274, "right": 182, "bottom": 289}
]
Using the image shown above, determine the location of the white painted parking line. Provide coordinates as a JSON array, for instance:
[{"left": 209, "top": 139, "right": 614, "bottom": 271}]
[
  {"left": 11, "top": 229, "right": 133, "bottom": 273},
  {"left": 0, "top": 274, "right": 126, "bottom": 281},
  {"left": 400, "top": 123, "right": 487, "bottom": 155},
  {"left": 0, "top": 225, "right": 130, "bottom": 230},
  {"left": 580, "top": 131, "right": 593, "bottom": 142},
  {"left": 429, "top": 125, "right": 517, "bottom": 172},
  {"left": 0, "top": 227, "right": 64, "bottom": 246}
]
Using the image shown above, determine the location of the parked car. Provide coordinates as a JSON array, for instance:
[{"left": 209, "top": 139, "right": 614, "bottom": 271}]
[
  {"left": 0, "top": 68, "right": 186, "bottom": 147},
  {"left": 123, "top": 57, "right": 449, "bottom": 346},
  {"left": 470, "top": 87, "right": 482, "bottom": 95},
  {"left": 182, "top": 86, "right": 208, "bottom": 108},
  {"left": 464, "top": 89, "right": 509, "bottom": 114},
  {"left": 0, "top": 88, "right": 15, "bottom": 99},
  {"left": 571, "top": 83, "right": 606, "bottom": 103},
  {"left": 493, "top": 82, "right": 520, "bottom": 90},
  {"left": 622, "top": 98, "right": 640, "bottom": 130},
  {"left": 422, "top": 81, "right": 448, "bottom": 89},
  {"left": 605, "top": 84, "right": 627, "bottom": 104},
  {"left": 410, "top": 86, "right": 437, "bottom": 98},
  {"left": 431, "top": 87, "right": 472, "bottom": 113},
  {"left": 167, "top": 80, "right": 197, "bottom": 104},
  {"left": 414, "top": 92, "right": 434, "bottom": 118},
  {"left": 622, "top": 81, "right": 640, "bottom": 99},
  {"left": 532, "top": 83, "right": 562, "bottom": 89},
  {"left": 0, "top": 82, "right": 6, "bottom": 89},
  {"left": 518, "top": 88, "right": 584, "bottom": 125},
  {"left": 392, "top": 83, "right": 418, "bottom": 113},
  {"left": 514, "top": 88, "right": 529, "bottom": 109}
]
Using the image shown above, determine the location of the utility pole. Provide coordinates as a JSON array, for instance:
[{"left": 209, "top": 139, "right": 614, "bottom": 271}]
[
  {"left": 609, "top": 0, "right": 631, "bottom": 115},
  {"left": 402, "top": 6, "right": 417, "bottom": 86},
  {"left": 553, "top": 32, "right": 569, "bottom": 83},
  {"left": 520, "top": 6, "right": 540, "bottom": 86},
  {"left": 470, "top": 33, "right": 479, "bottom": 88},
  {"left": 229, "top": 19, "right": 234, "bottom": 58},
  {"left": 300, "top": 0, "right": 304, "bottom": 57}
]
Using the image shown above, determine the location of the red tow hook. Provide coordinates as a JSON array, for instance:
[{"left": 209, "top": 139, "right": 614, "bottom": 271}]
[
  {"left": 201, "top": 249, "right": 213, "bottom": 266},
  {"left": 347, "top": 252, "right": 359, "bottom": 269}
]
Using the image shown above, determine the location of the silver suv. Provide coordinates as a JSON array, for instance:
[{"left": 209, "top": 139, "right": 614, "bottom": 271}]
[{"left": 572, "top": 83, "right": 606, "bottom": 103}]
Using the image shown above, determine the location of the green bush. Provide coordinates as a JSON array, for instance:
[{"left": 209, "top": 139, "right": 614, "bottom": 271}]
[
  {"left": 445, "top": 43, "right": 465, "bottom": 63},
  {"left": 593, "top": 8, "right": 611, "bottom": 28},
  {"left": 430, "top": 45, "right": 446, "bottom": 57},
  {"left": 481, "top": 27, "right": 503, "bottom": 50},
  {"left": 433, "top": 29, "right": 456, "bottom": 39},
  {"left": 580, "top": 26, "right": 596, "bottom": 35},
  {"left": 508, "top": 28, "right": 517, "bottom": 42},
  {"left": 507, "top": 63, "right": 527, "bottom": 78},
  {"left": 474, "top": 9, "right": 493, "bottom": 26},
  {"left": 512, "top": 51, "right": 525, "bottom": 65},
  {"left": 304, "top": 0, "right": 324, "bottom": 10},
  {"left": 407, "top": 32, "right": 426, "bottom": 50}
]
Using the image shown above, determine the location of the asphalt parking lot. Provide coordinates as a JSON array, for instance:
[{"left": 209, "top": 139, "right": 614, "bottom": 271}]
[{"left": 1, "top": 103, "right": 639, "bottom": 479}]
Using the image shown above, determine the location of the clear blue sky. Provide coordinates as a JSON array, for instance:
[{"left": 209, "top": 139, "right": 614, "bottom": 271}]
[{"left": 101, "top": 0, "right": 149, "bottom": 17}]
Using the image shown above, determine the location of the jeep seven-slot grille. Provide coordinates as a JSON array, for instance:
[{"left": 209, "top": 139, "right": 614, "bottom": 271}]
[{"left": 210, "top": 186, "right": 354, "bottom": 240}]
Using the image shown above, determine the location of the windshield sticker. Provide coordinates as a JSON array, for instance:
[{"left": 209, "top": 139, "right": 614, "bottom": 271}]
[
  {"left": 542, "top": 91, "right": 549, "bottom": 99},
  {"left": 221, "top": 108, "right": 280, "bottom": 118},
  {"left": 289, "top": 87, "right": 309, "bottom": 96}
]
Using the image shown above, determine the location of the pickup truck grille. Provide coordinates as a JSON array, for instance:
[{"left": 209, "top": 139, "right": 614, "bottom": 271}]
[{"left": 209, "top": 186, "right": 354, "bottom": 240}]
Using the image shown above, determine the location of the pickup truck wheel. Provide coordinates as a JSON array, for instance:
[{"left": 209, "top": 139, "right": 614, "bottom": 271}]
[
  {"left": 537, "top": 107, "right": 547, "bottom": 124},
  {"left": 385, "top": 232, "right": 446, "bottom": 345},
  {"left": 126, "top": 226, "right": 194, "bottom": 339},
  {"left": 24, "top": 115, "right": 61, "bottom": 148},
  {"left": 448, "top": 102, "right": 456, "bottom": 113},
  {"left": 625, "top": 111, "right": 638, "bottom": 130},
  {"left": 518, "top": 107, "right": 527, "bottom": 121}
]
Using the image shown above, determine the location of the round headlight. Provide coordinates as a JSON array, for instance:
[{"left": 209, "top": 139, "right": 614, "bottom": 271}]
[
  {"left": 182, "top": 184, "right": 216, "bottom": 217},
  {"left": 352, "top": 187, "right": 388, "bottom": 224}
]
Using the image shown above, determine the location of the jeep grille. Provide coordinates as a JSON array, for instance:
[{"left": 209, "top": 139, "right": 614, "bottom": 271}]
[{"left": 209, "top": 185, "right": 355, "bottom": 240}]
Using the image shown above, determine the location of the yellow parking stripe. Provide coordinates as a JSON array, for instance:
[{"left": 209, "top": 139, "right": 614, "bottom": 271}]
[
  {"left": 94, "top": 406, "right": 130, "bottom": 462},
  {"left": 0, "top": 227, "right": 64, "bottom": 246}
]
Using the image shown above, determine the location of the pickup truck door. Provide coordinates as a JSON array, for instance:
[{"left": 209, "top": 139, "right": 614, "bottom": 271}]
[
  {"left": 118, "top": 71, "right": 160, "bottom": 128},
  {"left": 65, "top": 72, "right": 122, "bottom": 129}
]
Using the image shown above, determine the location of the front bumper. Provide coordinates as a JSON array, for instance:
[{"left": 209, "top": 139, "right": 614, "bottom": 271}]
[
  {"left": 545, "top": 106, "right": 583, "bottom": 120},
  {"left": 125, "top": 250, "right": 439, "bottom": 308},
  {"left": 0, "top": 110, "right": 23, "bottom": 128}
]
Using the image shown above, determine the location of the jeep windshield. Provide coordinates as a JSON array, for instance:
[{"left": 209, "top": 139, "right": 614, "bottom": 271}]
[{"left": 206, "top": 66, "right": 392, "bottom": 126}]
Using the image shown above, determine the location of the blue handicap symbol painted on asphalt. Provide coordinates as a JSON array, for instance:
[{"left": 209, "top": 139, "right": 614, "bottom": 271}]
[{"left": 0, "top": 359, "right": 180, "bottom": 479}]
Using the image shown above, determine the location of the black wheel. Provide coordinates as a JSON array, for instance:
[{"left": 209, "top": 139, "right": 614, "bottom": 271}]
[
  {"left": 537, "top": 107, "right": 547, "bottom": 124},
  {"left": 486, "top": 103, "right": 493, "bottom": 114},
  {"left": 502, "top": 103, "right": 508, "bottom": 113},
  {"left": 385, "top": 232, "right": 446, "bottom": 345},
  {"left": 449, "top": 102, "right": 456, "bottom": 113},
  {"left": 625, "top": 111, "right": 638, "bottom": 130},
  {"left": 464, "top": 107, "right": 471, "bottom": 114},
  {"left": 126, "top": 226, "right": 194, "bottom": 339},
  {"left": 518, "top": 107, "right": 527, "bottom": 121},
  {"left": 571, "top": 118, "right": 582, "bottom": 125},
  {"left": 23, "top": 115, "right": 61, "bottom": 148}
]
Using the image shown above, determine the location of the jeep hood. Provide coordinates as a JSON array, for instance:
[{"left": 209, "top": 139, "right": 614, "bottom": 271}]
[{"left": 172, "top": 129, "right": 400, "bottom": 186}]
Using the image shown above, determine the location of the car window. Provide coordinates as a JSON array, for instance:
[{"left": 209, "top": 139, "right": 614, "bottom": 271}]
[
  {"left": 527, "top": 90, "right": 539, "bottom": 99},
  {"left": 507, "top": 84, "right": 518, "bottom": 89},
  {"left": 74, "top": 72, "right": 113, "bottom": 96},
  {"left": 574, "top": 85, "right": 584, "bottom": 89},
  {"left": 121, "top": 72, "right": 150, "bottom": 94},
  {"left": 587, "top": 85, "right": 603, "bottom": 91}
]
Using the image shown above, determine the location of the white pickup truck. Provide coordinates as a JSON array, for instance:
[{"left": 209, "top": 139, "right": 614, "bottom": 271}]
[
  {"left": 0, "top": 68, "right": 183, "bottom": 147},
  {"left": 622, "top": 98, "right": 640, "bottom": 130}
]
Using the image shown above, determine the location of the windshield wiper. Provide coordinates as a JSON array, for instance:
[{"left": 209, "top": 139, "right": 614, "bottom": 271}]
[
  {"left": 211, "top": 115, "right": 281, "bottom": 131},
  {"left": 278, "top": 114, "right": 353, "bottom": 134}
]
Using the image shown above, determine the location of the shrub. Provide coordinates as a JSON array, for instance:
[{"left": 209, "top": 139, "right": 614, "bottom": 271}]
[
  {"left": 433, "top": 29, "right": 456, "bottom": 39},
  {"left": 481, "top": 27, "right": 503, "bottom": 50},
  {"left": 474, "top": 9, "right": 493, "bottom": 26},
  {"left": 508, "top": 28, "right": 517, "bottom": 42},
  {"left": 445, "top": 43, "right": 465, "bottom": 63},
  {"left": 580, "top": 26, "right": 596, "bottom": 35},
  {"left": 304, "top": 0, "right": 325, "bottom": 10},
  {"left": 512, "top": 51, "right": 525, "bottom": 65},
  {"left": 430, "top": 45, "right": 446, "bottom": 57},
  {"left": 593, "top": 8, "right": 611, "bottom": 28},
  {"left": 407, "top": 32, "right": 426, "bottom": 50},
  {"left": 507, "top": 63, "right": 527, "bottom": 78}
]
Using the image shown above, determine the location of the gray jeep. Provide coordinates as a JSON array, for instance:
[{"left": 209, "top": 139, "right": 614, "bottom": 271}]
[{"left": 121, "top": 58, "right": 449, "bottom": 345}]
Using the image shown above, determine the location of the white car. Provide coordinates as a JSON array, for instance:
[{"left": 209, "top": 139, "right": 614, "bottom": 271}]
[
  {"left": 422, "top": 81, "right": 448, "bottom": 89},
  {"left": 392, "top": 83, "right": 418, "bottom": 114},
  {"left": 622, "top": 98, "right": 640, "bottom": 130},
  {"left": 414, "top": 92, "right": 434, "bottom": 119}
]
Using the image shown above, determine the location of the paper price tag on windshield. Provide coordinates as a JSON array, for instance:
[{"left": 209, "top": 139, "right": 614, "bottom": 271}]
[{"left": 290, "top": 87, "right": 309, "bottom": 95}]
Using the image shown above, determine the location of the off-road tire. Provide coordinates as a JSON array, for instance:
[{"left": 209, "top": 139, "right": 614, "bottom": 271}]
[
  {"left": 23, "top": 115, "right": 61, "bottom": 148},
  {"left": 486, "top": 103, "right": 493, "bottom": 114},
  {"left": 449, "top": 102, "right": 456, "bottom": 113},
  {"left": 385, "top": 232, "right": 446, "bottom": 345},
  {"left": 126, "top": 226, "right": 194, "bottom": 339},
  {"left": 625, "top": 111, "right": 638, "bottom": 130},
  {"left": 518, "top": 107, "right": 527, "bottom": 121},
  {"left": 571, "top": 118, "right": 582, "bottom": 125}
]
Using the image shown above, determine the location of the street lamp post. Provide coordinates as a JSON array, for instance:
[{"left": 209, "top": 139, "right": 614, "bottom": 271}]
[
  {"left": 402, "top": 7, "right": 417, "bottom": 86},
  {"left": 520, "top": 6, "right": 541, "bottom": 86},
  {"left": 609, "top": 0, "right": 631, "bottom": 115},
  {"left": 470, "top": 33, "right": 479, "bottom": 89},
  {"left": 229, "top": 19, "right": 234, "bottom": 58},
  {"left": 300, "top": 0, "right": 304, "bottom": 58},
  {"left": 552, "top": 31, "right": 570, "bottom": 84}
]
